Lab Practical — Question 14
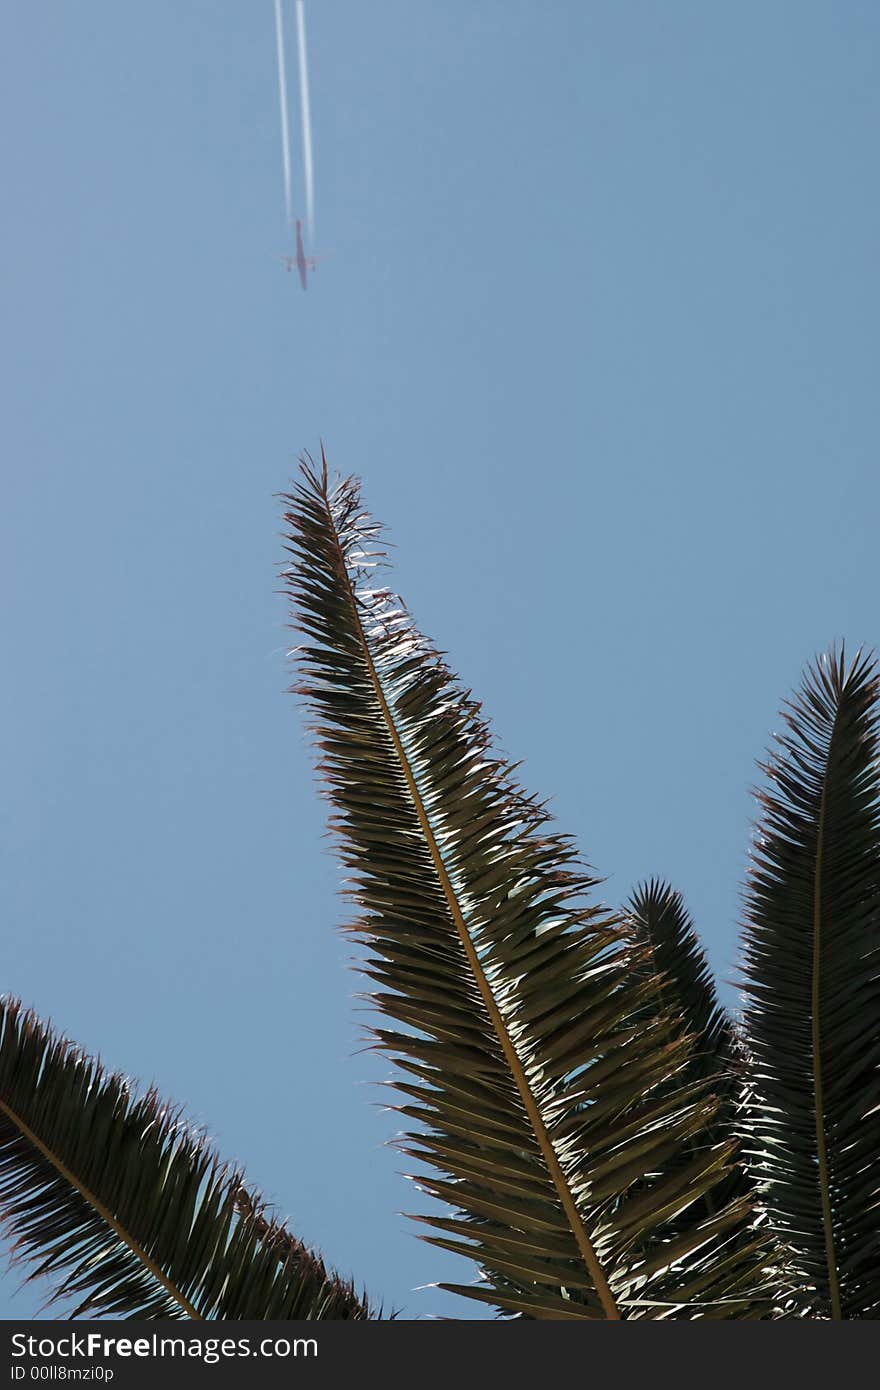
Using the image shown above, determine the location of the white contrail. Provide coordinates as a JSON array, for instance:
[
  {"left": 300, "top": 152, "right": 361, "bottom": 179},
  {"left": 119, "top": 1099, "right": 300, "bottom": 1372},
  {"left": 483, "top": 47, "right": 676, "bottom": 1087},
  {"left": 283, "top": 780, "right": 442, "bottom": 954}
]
[
  {"left": 273, "top": 0, "right": 293, "bottom": 227},
  {"left": 295, "top": 0, "right": 315, "bottom": 244}
]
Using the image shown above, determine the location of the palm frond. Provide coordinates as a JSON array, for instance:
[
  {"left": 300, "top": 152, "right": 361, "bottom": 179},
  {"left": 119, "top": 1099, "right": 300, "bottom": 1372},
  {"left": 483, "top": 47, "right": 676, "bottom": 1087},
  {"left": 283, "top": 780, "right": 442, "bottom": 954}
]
[
  {"left": 0, "top": 997, "right": 375, "bottom": 1319},
  {"left": 282, "top": 453, "right": 780, "bottom": 1319},
  {"left": 628, "top": 880, "right": 737, "bottom": 1080},
  {"left": 626, "top": 881, "right": 758, "bottom": 1245},
  {"left": 740, "top": 646, "right": 880, "bottom": 1318}
]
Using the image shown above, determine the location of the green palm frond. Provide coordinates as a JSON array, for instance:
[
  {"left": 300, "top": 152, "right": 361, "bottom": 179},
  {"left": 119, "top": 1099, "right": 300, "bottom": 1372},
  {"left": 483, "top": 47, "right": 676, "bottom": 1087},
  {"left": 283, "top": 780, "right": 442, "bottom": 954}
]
[
  {"left": 626, "top": 881, "right": 757, "bottom": 1243},
  {"left": 628, "top": 880, "right": 737, "bottom": 1080},
  {"left": 0, "top": 997, "right": 375, "bottom": 1319},
  {"left": 282, "top": 453, "right": 780, "bottom": 1319},
  {"left": 741, "top": 647, "right": 880, "bottom": 1318}
]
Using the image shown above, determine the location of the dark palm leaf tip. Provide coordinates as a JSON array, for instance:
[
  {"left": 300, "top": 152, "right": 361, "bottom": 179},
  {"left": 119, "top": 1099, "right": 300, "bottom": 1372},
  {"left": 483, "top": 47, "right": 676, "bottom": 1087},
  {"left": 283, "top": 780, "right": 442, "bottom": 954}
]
[
  {"left": 281, "top": 454, "right": 780, "bottom": 1318},
  {"left": 740, "top": 646, "right": 880, "bottom": 1318},
  {"left": 627, "top": 879, "right": 736, "bottom": 1067},
  {"left": 0, "top": 998, "right": 375, "bottom": 1319},
  {"left": 625, "top": 880, "right": 757, "bottom": 1232}
]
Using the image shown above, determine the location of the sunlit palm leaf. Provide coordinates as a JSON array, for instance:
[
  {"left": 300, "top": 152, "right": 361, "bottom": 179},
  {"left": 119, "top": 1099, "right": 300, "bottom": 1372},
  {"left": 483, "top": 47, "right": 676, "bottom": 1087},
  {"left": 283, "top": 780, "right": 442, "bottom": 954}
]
[
  {"left": 0, "top": 998, "right": 374, "bottom": 1319},
  {"left": 282, "top": 453, "right": 779, "bottom": 1319},
  {"left": 741, "top": 647, "right": 880, "bottom": 1318}
]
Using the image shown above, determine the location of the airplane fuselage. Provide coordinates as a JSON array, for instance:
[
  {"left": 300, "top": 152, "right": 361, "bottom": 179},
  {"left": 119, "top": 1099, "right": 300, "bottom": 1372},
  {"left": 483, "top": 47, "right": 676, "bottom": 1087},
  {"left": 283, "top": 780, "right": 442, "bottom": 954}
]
[{"left": 295, "top": 220, "right": 308, "bottom": 290}]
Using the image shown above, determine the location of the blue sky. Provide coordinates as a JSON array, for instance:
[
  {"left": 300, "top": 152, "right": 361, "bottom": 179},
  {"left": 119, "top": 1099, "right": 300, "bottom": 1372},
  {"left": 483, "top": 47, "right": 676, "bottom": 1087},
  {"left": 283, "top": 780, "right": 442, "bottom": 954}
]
[{"left": 2, "top": 1, "right": 878, "bottom": 1319}]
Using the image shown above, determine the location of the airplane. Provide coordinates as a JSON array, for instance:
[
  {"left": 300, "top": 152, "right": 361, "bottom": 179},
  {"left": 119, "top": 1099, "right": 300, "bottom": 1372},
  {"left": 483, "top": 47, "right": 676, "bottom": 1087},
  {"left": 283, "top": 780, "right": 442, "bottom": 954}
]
[{"left": 279, "top": 218, "right": 322, "bottom": 291}]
